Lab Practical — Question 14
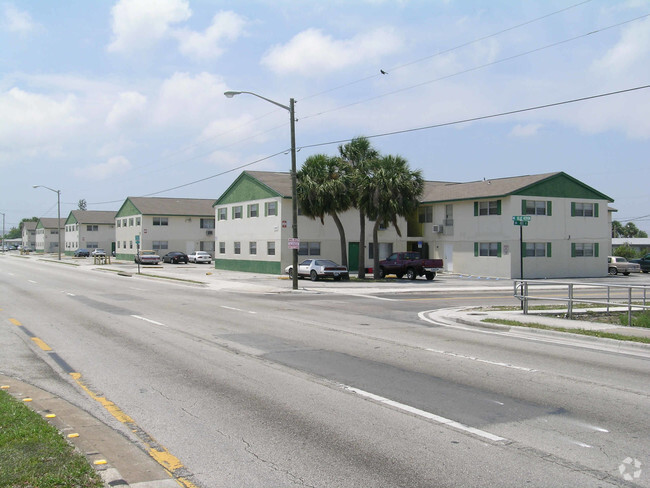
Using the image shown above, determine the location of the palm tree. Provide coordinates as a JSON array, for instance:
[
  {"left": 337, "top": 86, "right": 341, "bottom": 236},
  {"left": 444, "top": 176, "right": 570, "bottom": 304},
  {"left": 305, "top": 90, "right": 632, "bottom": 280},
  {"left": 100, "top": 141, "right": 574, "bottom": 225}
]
[
  {"left": 297, "top": 154, "right": 353, "bottom": 267},
  {"left": 358, "top": 154, "right": 424, "bottom": 279},
  {"left": 338, "top": 137, "right": 380, "bottom": 279}
]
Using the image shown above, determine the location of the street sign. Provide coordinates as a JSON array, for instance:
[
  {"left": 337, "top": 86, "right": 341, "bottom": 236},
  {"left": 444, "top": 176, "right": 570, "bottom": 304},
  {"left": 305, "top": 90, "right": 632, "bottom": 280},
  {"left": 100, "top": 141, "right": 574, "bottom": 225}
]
[
  {"left": 513, "top": 220, "right": 528, "bottom": 226},
  {"left": 512, "top": 215, "right": 531, "bottom": 222},
  {"left": 288, "top": 238, "right": 300, "bottom": 250},
  {"left": 135, "top": 235, "right": 140, "bottom": 244}
]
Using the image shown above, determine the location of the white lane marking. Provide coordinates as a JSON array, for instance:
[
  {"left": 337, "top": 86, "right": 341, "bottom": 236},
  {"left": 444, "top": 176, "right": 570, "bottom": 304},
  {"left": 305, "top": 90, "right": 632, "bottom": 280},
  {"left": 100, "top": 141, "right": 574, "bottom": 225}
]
[
  {"left": 131, "top": 315, "right": 166, "bottom": 326},
  {"left": 425, "top": 348, "right": 537, "bottom": 372},
  {"left": 28, "top": 280, "right": 37, "bottom": 284},
  {"left": 341, "top": 384, "right": 507, "bottom": 443},
  {"left": 220, "top": 305, "right": 257, "bottom": 314},
  {"left": 570, "top": 440, "right": 593, "bottom": 448}
]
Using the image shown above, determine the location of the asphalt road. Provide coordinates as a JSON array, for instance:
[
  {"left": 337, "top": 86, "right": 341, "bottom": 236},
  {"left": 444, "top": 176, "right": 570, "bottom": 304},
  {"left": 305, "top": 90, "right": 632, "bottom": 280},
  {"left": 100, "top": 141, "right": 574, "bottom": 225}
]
[{"left": 1, "top": 254, "right": 649, "bottom": 487}]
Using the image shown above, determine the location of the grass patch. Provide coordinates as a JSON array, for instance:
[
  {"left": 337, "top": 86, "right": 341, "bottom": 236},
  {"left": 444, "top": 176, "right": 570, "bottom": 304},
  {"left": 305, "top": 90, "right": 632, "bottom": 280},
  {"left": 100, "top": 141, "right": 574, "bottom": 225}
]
[
  {"left": 619, "top": 310, "right": 650, "bottom": 328},
  {"left": 483, "top": 318, "right": 650, "bottom": 344},
  {"left": 0, "top": 390, "right": 102, "bottom": 487}
]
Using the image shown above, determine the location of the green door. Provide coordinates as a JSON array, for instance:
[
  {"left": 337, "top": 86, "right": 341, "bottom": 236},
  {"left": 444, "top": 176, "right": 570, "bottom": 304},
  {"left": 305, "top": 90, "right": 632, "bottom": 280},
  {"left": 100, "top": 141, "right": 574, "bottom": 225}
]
[{"left": 348, "top": 242, "right": 359, "bottom": 272}]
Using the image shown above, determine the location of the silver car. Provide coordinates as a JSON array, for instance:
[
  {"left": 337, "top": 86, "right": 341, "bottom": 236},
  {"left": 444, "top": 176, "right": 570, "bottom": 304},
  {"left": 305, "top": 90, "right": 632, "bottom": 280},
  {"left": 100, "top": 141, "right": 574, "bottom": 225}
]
[
  {"left": 189, "top": 251, "right": 212, "bottom": 264},
  {"left": 285, "top": 259, "right": 349, "bottom": 281}
]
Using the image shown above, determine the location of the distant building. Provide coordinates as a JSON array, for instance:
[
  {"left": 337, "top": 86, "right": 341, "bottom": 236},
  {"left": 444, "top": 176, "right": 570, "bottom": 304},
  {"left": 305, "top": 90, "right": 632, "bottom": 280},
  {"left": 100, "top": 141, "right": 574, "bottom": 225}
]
[
  {"left": 64, "top": 210, "right": 117, "bottom": 255},
  {"left": 611, "top": 238, "right": 650, "bottom": 255},
  {"left": 34, "top": 218, "right": 65, "bottom": 254},
  {"left": 114, "top": 197, "right": 215, "bottom": 260},
  {"left": 21, "top": 221, "right": 37, "bottom": 250}
]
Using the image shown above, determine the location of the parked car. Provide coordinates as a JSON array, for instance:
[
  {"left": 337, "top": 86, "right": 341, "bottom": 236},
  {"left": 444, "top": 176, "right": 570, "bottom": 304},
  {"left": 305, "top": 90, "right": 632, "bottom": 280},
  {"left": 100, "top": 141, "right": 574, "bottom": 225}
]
[
  {"left": 188, "top": 251, "right": 212, "bottom": 264},
  {"left": 135, "top": 250, "right": 161, "bottom": 265},
  {"left": 629, "top": 254, "right": 650, "bottom": 273},
  {"left": 285, "top": 259, "right": 349, "bottom": 281},
  {"left": 74, "top": 248, "right": 90, "bottom": 257},
  {"left": 162, "top": 251, "right": 189, "bottom": 264},
  {"left": 607, "top": 256, "right": 641, "bottom": 275},
  {"left": 378, "top": 252, "right": 444, "bottom": 280},
  {"left": 91, "top": 248, "right": 107, "bottom": 257}
]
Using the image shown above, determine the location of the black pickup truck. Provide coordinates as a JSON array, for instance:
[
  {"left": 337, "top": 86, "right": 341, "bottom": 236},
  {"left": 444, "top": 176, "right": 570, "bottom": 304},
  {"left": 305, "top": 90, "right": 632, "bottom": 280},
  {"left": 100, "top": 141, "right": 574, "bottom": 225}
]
[
  {"left": 378, "top": 252, "right": 443, "bottom": 280},
  {"left": 630, "top": 254, "right": 650, "bottom": 273}
]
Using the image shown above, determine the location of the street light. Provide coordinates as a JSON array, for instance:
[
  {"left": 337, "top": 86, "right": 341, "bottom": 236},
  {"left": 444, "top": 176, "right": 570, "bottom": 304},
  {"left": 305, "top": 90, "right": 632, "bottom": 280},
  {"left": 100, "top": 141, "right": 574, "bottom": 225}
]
[
  {"left": 33, "top": 185, "right": 61, "bottom": 261},
  {"left": 224, "top": 90, "right": 299, "bottom": 291},
  {"left": 0, "top": 212, "right": 5, "bottom": 253}
]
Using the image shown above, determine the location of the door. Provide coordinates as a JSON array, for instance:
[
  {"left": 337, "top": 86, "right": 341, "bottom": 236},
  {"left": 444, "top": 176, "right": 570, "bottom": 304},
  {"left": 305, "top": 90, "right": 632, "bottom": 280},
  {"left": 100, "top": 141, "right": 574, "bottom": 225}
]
[
  {"left": 348, "top": 242, "right": 359, "bottom": 272},
  {"left": 444, "top": 244, "right": 453, "bottom": 272}
]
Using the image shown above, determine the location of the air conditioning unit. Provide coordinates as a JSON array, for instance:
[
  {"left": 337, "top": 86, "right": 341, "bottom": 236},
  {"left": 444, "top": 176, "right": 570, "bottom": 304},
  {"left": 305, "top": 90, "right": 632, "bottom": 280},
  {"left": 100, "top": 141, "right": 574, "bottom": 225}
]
[
  {"left": 206, "top": 230, "right": 214, "bottom": 236},
  {"left": 432, "top": 225, "right": 443, "bottom": 233}
]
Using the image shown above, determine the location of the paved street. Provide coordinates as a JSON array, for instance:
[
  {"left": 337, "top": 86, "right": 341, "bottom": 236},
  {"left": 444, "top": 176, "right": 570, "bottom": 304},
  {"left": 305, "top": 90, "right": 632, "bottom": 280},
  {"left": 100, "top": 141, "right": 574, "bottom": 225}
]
[{"left": 1, "top": 253, "right": 649, "bottom": 487}]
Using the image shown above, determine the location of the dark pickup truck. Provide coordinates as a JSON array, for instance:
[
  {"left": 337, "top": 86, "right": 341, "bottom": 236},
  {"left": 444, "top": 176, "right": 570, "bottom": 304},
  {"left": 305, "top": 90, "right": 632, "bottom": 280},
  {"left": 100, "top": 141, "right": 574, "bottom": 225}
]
[
  {"left": 378, "top": 252, "right": 444, "bottom": 280},
  {"left": 630, "top": 254, "right": 650, "bottom": 273}
]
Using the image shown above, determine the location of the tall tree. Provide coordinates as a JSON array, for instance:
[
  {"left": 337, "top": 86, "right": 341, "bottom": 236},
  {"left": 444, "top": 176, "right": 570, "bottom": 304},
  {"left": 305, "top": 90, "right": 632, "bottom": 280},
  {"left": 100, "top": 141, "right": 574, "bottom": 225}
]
[
  {"left": 338, "top": 137, "right": 379, "bottom": 278},
  {"left": 357, "top": 155, "right": 424, "bottom": 279},
  {"left": 78, "top": 199, "right": 87, "bottom": 211},
  {"left": 297, "top": 154, "right": 352, "bottom": 267}
]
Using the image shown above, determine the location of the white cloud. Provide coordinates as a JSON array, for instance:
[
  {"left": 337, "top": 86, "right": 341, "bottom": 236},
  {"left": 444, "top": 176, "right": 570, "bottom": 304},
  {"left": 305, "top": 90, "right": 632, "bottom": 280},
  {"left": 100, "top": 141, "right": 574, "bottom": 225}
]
[
  {"left": 74, "top": 155, "right": 132, "bottom": 180},
  {"left": 174, "top": 10, "right": 246, "bottom": 60},
  {"left": 153, "top": 72, "right": 228, "bottom": 126},
  {"left": 261, "top": 27, "right": 404, "bottom": 76},
  {"left": 509, "top": 123, "right": 542, "bottom": 137},
  {"left": 1, "top": 3, "right": 36, "bottom": 33},
  {"left": 106, "top": 91, "right": 147, "bottom": 128},
  {"left": 107, "top": 0, "right": 191, "bottom": 53}
]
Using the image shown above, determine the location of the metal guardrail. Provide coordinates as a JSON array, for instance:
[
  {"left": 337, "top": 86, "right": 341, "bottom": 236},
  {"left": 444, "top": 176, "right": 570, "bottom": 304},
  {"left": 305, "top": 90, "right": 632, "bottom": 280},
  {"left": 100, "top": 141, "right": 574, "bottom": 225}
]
[{"left": 514, "top": 280, "right": 650, "bottom": 324}]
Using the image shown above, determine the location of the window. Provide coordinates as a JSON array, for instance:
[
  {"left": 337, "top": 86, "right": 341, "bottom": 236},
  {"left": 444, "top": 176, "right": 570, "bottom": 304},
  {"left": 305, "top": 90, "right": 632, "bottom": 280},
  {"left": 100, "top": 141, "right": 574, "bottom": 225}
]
[
  {"left": 525, "top": 242, "right": 550, "bottom": 257},
  {"left": 200, "top": 218, "right": 215, "bottom": 229},
  {"left": 233, "top": 206, "right": 243, "bottom": 219},
  {"left": 117, "top": 241, "right": 121, "bottom": 249},
  {"left": 152, "top": 241, "right": 168, "bottom": 251},
  {"left": 475, "top": 200, "right": 501, "bottom": 216},
  {"left": 249, "top": 241, "right": 257, "bottom": 254},
  {"left": 128, "top": 218, "right": 133, "bottom": 226},
  {"left": 218, "top": 208, "right": 227, "bottom": 221},
  {"left": 219, "top": 241, "right": 226, "bottom": 254},
  {"left": 248, "top": 204, "right": 259, "bottom": 218},
  {"left": 299, "top": 241, "right": 321, "bottom": 256},
  {"left": 572, "top": 202, "right": 598, "bottom": 217},
  {"left": 123, "top": 219, "right": 128, "bottom": 227},
  {"left": 129, "top": 241, "right": 133, "bottom": 249},
  {"left": 267, "top": 241, "right": 275, "bottom": 256},
  {"left": 234, "top": 242, "right": 241, "bottom": 254},
  {"left": 523, "top": 200, "right": 550, "bottom": 216},
  {"left": 265, "top": 201, "right": 277, "bottom": 216},
  {"left": 153, "top": 217, "right": 168, "bottom": 226},
  {"left": 475, "top": 242, "right": 501, "bottom": 257},
  {"left": 444, "top": 204, "right": 453, "bottom": 226},
  {"left": 418, "top": 206, "right": 433, "bottom": 223},
  {"left": 117, "top": 220, "right": 121, "bottom": 228},
  {"left": 136, "top": 217, "right": 141, "bottom": 226},
  {"left": 86, "top": 225, "right": 99, "bottom": 231},
  {"left": 572, "top": 243, "right": 599, "bottom": 257}
]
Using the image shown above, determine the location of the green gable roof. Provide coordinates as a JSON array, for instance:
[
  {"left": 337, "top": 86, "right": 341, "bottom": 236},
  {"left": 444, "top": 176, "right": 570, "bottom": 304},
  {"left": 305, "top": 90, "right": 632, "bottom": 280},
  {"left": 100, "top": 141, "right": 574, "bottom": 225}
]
[
  {"left": 510, "top": 172, "right": 613, "bottom": 201},
  {"left": 214, "top": 171, "right": 289, "bottom": 206}
]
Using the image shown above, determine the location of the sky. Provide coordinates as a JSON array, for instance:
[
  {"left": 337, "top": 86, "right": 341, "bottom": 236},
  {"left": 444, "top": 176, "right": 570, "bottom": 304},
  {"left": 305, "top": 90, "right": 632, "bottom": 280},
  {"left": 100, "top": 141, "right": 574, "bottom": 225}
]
[{"left": 1, "top": 0, "right": 649, "bottom": 234}]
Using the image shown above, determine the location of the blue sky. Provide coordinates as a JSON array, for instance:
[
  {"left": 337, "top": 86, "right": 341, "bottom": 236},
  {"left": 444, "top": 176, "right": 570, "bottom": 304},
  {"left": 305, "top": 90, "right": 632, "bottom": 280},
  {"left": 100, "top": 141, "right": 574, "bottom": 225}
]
[{"left": 1, "top": 0, "right": 649, "bottom": 233}]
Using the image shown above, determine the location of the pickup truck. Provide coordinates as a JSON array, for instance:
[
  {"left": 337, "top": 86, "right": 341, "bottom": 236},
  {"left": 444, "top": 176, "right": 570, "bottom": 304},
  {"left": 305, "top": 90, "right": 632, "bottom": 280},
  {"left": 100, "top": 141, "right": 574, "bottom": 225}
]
[
  {"left": 378, "top": 252, "right": 443, "bottom": 280},
  {"left": 607, "top": 256, "right": 641, "bottom": 275},
  {"left": 629, "top": 253, "right": 650, "bottom": 273}
]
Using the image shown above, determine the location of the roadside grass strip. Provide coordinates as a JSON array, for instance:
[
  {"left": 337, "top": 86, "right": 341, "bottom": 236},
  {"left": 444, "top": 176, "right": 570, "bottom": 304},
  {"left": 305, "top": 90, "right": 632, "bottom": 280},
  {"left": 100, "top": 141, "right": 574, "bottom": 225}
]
[
  {"left": 0, "top": 390, "right": 102, "bottom": 488},
  {"left": 483, "top": 318, "right": 650, "bottom": 344}
]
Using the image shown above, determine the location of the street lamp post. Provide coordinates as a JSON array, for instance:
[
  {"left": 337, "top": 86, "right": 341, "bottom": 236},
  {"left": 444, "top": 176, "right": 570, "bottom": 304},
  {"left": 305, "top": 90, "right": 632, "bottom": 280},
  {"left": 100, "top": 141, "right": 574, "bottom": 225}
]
[
  {"left": 33, "top": 185, "right": 61, "bottom": 260},
  {"left": 0, "top": 212, "right": 5, "bottom": 253},
  {"left": 224, "top": 90, "right": 299, "bottom": 291}
]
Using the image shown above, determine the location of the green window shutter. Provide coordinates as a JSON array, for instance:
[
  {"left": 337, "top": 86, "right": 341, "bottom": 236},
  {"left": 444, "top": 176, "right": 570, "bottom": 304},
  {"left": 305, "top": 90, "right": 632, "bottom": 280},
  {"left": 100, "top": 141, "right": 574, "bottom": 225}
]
[
  {"left": 594, "top": 203, "right": 599, "bottom": 218},
  {"left": 547, "top": 242, "right": 552, "bottom": 257},
  {"left": 474, "top": 202, "right": 478, "bottom": 216},
  {"left": 497, "top": 242, "right": 502, "bottom": 257},
  {"left": 571, "top": 202, "right": 576, "bottom": 216},
  {"left": 474, "top": 242, "right": 479, "bottom": 256},
  {"left": 547, "top": 201, "right": 552, "bottom": 216},
  {"left": 496, "top": 200, "right": 502, "bottom": 215},
  {"left": 522, "top": 199, "right": 527, "bottom": 214},
  {"left": 594, "top": 243, "right": 599, "bottom": 257},
  {"left": 571, "top": 243, "right": 576, "bottom": 257}
]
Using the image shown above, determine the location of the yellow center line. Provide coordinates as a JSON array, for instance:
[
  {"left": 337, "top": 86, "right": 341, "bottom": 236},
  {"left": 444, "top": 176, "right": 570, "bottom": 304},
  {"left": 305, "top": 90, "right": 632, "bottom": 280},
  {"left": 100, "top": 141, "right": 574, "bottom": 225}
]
[
  {"left": 9, "top": 318, "right": 22, "bottom": 326},
  {"left": 31, "top": 337, "right": 52, "bottom": 351}
]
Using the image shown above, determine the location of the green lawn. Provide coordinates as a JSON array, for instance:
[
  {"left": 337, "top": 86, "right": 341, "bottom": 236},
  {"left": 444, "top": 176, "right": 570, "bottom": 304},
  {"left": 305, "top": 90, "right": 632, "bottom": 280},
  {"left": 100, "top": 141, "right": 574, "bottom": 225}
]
[{"left": 0, "top": 390, "right": 102, "bottom": 488}]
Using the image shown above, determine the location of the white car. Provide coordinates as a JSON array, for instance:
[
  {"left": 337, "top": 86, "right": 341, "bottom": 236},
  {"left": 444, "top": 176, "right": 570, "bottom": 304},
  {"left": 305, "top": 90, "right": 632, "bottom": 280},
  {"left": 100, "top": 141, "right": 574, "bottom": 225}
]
[
  {"left": 285, "top": 259, "right": 349, "bottom": 281},
  {"left": 189, "top": 251, "right": 212, "bottom": 264}
]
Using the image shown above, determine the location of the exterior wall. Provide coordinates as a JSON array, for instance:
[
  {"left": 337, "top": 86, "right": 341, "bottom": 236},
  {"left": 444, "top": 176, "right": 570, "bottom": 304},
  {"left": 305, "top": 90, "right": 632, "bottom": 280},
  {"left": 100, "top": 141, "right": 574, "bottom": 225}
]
[
  {"left": 415, "top": 196, "right": 610, "bottom": 279},
  {"left": 21, "top": 226, "right": 36, "bottom": 249},
  {"left": 115, "top": 213, "right": 215, "bottom": 260},
  {"left": 35, "top": 225, "right": 64, "bottom": 253},
  {"left": 214, "top": 197, "right": 405, "bottom": 274}
]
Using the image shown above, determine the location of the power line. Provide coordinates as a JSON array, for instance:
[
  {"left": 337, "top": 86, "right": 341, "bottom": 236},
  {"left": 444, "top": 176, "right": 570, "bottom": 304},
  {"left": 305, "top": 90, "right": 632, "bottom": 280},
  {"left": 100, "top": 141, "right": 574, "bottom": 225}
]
[
  {"left": 300, "top": 13, "right": 650, "bottom": 121},
  {"left": 298, "top": 0, "right": 593, "bottom": 102}
]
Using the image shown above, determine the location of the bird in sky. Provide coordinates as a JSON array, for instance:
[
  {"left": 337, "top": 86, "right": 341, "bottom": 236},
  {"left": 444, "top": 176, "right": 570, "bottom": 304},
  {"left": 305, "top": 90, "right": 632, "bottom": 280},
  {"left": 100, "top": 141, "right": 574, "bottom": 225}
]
[{"left": 380, "top": 69, "right": 387, "bottom": 75}]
